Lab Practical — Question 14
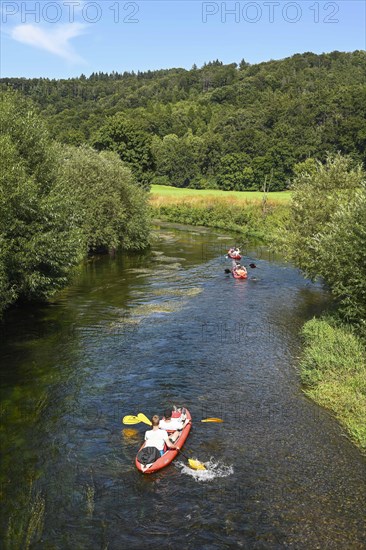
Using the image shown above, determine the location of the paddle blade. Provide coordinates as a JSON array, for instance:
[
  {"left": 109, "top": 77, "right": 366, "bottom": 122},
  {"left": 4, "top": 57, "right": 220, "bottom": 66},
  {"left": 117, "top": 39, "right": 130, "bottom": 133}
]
[
  {"left": 137, "top": 413, "right": 152, "bottom": 426},
  {"left": 122, "top": 415, "right": 141, "bottom": 425},
  {"left": 188, "top": 458, "right": 206, "bottom": 470},
  {"left": 122, "top": 428, "right": 139, "bottom": 438},
  {"left": 201, "top": 418, "right": 224, "bottom": 423}
]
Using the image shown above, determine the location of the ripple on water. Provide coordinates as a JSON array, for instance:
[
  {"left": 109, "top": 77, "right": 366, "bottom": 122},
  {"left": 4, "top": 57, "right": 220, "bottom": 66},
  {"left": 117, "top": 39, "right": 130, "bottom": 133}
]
[{"left": 152, "top": 255, "right": 186, "bottom": 263}]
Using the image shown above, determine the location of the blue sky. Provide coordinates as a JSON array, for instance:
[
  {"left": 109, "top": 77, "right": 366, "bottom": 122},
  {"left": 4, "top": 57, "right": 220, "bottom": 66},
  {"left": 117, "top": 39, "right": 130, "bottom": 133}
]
[{"left": 1, "top": 1, "right": 365, "bottom": 78}]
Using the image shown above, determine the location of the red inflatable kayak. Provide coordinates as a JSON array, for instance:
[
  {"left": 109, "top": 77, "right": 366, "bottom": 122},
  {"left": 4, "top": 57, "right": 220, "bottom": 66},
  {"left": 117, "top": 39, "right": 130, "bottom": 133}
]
[
  {"left": 232, "top": 268, "right": 247, "bottom": 279},
  {"left": 228, "top": 253, "right": 242, "bottom": 260},
  {"left": 135, "top": 408, "right": 192, "bottom": 474}
]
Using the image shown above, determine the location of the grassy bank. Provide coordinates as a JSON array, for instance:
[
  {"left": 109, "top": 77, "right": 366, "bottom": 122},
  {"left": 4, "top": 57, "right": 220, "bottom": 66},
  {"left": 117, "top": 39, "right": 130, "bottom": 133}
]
[
  {"left": 150, "top": 186, "right": 289, "bottom": 240},
  {"left": 300, "top": 317, "right": 366, "bottom": 452},
  {"left": 150, "top": 185, "right": 292, "bottom": 203}
]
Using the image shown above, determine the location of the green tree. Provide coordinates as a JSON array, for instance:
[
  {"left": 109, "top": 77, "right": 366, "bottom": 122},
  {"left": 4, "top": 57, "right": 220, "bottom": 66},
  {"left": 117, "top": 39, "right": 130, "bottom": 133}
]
[
  {"left": 198, "top": 133, "right": 224, "bottom": 176},
  {"left": 151, "top": 133, "right": 200, "bottom": 187},
  {"left": 92, "top": 114, "right": 154, "bottom": 188},
  {"left": 316, "top": 186, "right": 366, "bottom": 324},
  {"left": 285, "top": 154, "right": 364, "bottom": 279},
  {"left": 57, "top": 145, "right": 150, "bottom": 252},
  {"left": 0, "top": 92, "right": 84, "bottom": 314},
  {"left": 217, "top": 153, "right": 256, "bottom": 191}
]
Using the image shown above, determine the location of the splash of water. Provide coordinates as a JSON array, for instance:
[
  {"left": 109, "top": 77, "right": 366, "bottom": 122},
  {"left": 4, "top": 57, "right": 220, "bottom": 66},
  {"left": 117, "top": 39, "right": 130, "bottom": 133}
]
[{"left": 177, "top": 459, "right": 233, "bottom": 482}]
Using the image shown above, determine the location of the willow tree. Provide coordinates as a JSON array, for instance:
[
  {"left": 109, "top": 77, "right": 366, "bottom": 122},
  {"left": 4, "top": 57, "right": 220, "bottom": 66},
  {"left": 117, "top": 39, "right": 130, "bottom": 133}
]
[
  {"left": 316, "top": 186, "right": 366, "bottom": 325},
  {"left": 56, "top": 144, "right": 151, "bottom": 253},
  {"left": 0, "top": 92, "right": 84, "bottom": 315},
  {"left": 286, "top": 154, "right": 364, "bottom": 279}
]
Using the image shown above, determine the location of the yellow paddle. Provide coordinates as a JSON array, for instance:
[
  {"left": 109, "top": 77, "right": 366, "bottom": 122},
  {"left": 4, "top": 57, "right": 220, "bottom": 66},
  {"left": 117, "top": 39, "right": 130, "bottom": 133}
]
[
  {"left": 174, "top": 446, "right": 206, "bottom": 471},
  {"left": 123, "top": 414, "right": 223, "bottom": 425},
  {"left": 122, "top": 413, "right": 152, "bottom": 426},
  {"left": 122, "top": 415, "right": 141, "bottom": 425},
  {"left": 137, "top": 413, "right": 152, "bottom": 426},
  {"left": 188, "top": 458, "right": 206, "bottom": 471}
]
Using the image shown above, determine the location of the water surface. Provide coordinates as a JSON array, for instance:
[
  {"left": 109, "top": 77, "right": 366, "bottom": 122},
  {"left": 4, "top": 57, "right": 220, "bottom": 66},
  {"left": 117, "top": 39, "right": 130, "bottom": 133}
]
[{"left": 1, "top": 224, "right": 365, "bottom": 549}]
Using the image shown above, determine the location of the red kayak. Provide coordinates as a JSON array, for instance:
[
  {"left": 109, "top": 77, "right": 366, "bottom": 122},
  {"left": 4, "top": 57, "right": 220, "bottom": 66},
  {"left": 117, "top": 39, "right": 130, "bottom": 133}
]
[
  {"left": 232, "top": 268, "right": 247, "bottom": 279},
  {"left": 135, "top": 408, "right": 192, "bottom": 474},
  {"left": 228, "top": 253, "right": 242, "bottom": 260}
]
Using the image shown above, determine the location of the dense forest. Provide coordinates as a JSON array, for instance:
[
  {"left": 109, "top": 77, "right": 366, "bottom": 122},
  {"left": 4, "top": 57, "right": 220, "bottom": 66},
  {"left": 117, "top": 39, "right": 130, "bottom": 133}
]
[{"left": 2, "top": 50, "right": 366, "bottom": 190}]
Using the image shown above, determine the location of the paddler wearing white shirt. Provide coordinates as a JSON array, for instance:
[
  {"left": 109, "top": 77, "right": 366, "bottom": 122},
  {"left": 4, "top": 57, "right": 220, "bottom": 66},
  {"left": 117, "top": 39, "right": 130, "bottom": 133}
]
[
  {"left": 144, "top": 415, "right": 176, "bottom": 456},
  {"left": 159, "top": 408, "right": 190, "bottom": 443}
]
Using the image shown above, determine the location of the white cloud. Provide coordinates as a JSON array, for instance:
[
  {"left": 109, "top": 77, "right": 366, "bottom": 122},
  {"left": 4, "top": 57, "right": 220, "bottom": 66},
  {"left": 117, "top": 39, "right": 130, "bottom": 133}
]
[{"left": 11, "top": 23, "right": 86, "bottom": 63}]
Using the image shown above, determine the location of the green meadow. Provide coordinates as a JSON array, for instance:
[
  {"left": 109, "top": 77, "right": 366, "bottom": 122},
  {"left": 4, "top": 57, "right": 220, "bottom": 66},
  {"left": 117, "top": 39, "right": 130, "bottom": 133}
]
[{"left": 150, "top": 185, "right": 291, "bottom": 204}]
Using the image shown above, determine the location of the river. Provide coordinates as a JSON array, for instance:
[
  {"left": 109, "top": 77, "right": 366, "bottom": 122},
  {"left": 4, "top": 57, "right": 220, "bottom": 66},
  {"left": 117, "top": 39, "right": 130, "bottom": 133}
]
[{"left": 0, "top": 224, "right": 365, "bottom": 549}]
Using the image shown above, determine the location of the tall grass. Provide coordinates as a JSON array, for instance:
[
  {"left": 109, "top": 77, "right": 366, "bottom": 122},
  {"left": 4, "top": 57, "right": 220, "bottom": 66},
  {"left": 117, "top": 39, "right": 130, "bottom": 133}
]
[
  {"left": 300, "top": 317, "right": 366, "bottom": 451},
  {"left": 150, "top": 185, "right": 292, "bottom": 203},
  {"left": 150, "top": 195, "right": 289, "bottom": 240}
]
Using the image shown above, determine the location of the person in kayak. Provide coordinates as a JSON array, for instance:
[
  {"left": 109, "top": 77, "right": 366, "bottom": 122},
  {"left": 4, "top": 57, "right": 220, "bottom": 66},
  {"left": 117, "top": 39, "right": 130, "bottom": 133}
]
[
  {"left": 159, "top": 408, "right": 183, "bottom": 430},
  {"left": 145, "top": 415, "right": 176, "bottom": 456},
  {"left": 234, "top": 264, "right": 247, "bottom": 277},
  {"left": 159, "top": 408, "right": 190, "bottom": 442},
  {"left": 228, "top": 247, "right": 240, "bottom": 256}
]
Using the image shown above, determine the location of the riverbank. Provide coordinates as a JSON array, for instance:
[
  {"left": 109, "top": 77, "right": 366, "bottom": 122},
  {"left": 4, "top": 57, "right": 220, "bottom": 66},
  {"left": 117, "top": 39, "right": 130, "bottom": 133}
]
[
  {"left": 300, "top": 316, "right": 366, "bottom": 452},
  {"left": 150, "top": 186, "right": 289, "bottom": 240}
]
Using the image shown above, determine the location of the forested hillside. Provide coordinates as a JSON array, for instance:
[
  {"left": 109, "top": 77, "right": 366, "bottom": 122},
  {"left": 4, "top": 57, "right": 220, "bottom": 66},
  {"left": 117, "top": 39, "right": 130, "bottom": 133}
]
[{"left": 2, "top": 50, "right": 365, "bottom": 190}]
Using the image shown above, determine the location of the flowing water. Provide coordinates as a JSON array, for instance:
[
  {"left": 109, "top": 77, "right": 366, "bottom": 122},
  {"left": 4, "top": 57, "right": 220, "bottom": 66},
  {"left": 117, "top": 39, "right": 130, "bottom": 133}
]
[{"left": 0, "top": 224, "right": 365, "bottom": 549}]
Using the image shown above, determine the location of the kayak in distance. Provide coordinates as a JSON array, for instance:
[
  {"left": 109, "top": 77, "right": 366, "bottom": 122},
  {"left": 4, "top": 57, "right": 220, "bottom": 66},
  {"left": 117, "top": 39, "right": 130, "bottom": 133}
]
[
  {"left": 232, "top": 266, "right": 248, "bottom": 279},
  {"left": 227, "top": 247, "right": 241, "bottom": 260},
  {"left": 135, "top": 408, "right": 192, "bottom": 474}
]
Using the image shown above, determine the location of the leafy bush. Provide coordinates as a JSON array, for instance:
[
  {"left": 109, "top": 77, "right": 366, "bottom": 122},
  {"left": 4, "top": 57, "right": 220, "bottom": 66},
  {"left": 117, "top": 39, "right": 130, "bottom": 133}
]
[
  {"left": 0, "top": 92, "right": 151, "bottom": 317},
  {"left": 57, "top": 145, "right": 151, "bottom": 252},
  {"left": 0, "top": 92, "right": 84, "bottom": 314},
  {"left": 153, "top": 198, "right": 288, "bottom": 240},
  {"left": 286, "top": 154, "right": 363, "bottom": 279},
  {"left": 285, "top": 153, "right": 366, "bottom": 326},
  {"left": 316, "top": 186, "right": 366, "bottom": 324}
]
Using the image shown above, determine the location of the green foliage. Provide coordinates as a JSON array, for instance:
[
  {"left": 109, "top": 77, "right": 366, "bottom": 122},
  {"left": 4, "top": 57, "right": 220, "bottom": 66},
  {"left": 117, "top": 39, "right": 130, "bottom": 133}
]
[
  {"left": 286, "top": 154, "right": 363, "bottom": 279},
  {"left": 3, "top": 51, "right": 365, "bottom": 190},
  {"left": 151, "top": 133, "right": 201, "bottom": 187},
  {"left": 315, "top": 186, "right": 366, "bottom": 323},
  {"left": 217, "top": 153, "right": 256, "bottom": 191},
  {"left": 0, "top": 92, "right": 84, "bottom": 314},
  {"left": 57, "top": 145, "right": 150, "bottom": 252},
  {"left": 0, "top": 92, "right": 151, "bottom": 317},
  {"left": 92, "top": 114, "right": 155, "bottom": 188},
  {"left": 285, "top": 153, "right": 366, "bottom": 327},
  {"left": 300, "top": 317, "right": 366, "bottom": 450},
  {"left": 153, "top": 199, "right": 288, "bottom": 240}
]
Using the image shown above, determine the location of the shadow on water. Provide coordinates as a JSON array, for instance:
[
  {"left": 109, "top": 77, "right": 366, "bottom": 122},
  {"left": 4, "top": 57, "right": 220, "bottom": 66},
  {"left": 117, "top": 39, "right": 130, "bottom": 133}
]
[{"left": 0, "top": 223, "right": 365, "bottom": 549}]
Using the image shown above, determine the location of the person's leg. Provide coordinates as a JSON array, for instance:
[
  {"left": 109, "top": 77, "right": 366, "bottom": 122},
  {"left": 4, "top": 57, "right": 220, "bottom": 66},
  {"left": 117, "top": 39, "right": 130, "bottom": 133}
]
[{"left": 169, "top": 431, "right": 179, "bottom": 443}]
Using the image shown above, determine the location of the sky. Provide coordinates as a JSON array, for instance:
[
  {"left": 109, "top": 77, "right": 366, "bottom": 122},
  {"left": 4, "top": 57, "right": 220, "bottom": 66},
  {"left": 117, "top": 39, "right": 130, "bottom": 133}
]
[{"left": 1, "top": 0, "right": 365, "bottom": 78}]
